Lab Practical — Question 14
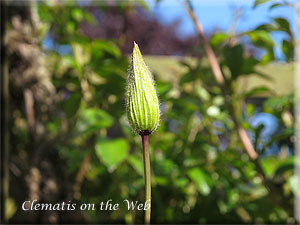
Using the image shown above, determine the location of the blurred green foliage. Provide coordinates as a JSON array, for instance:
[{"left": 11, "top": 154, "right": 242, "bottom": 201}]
[{"left": 7, "top": 0, "right": 297, "bottom": 224}]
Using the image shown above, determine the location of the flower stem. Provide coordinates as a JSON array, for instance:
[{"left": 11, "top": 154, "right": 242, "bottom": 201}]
[{"left": 141, "top": 134, "right": 151, "bottom": 224}]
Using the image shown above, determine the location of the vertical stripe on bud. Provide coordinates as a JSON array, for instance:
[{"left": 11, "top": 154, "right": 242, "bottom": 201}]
[{"left": 126, "top": 42, "right": 160, "bottom": 135}]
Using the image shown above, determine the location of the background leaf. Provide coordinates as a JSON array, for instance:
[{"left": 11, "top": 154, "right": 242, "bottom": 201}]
[
  {"left": 76, "top": 108, "right": 114, "bottom": 134},
  {"left": 95, "top": 138, "right": 129, "bottom": 172},
  {"left": 187, "top": 168, "right": 213, "bottom": 196}
]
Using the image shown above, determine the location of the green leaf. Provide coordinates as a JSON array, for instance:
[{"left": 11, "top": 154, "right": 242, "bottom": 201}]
[
  {"left": 246, "top": 104, "right": 256, "bottom": 117},
  {"left": 76, "top": 108, "right": 114, "bottom": 134},
  {"left": 95, "top": 138, "right": 129, "bottom": 172},
  {"left": 92, "top": 40, "right": 121, "bottom": 58},
  {"left": 187, "top": 168, "right": 212, "bottom": 196},
  {"left": 255, "top": 23, "right": 276, "bottom": 32},
  {"left": 174, "top": 178, "right": 189, "bottom": 188},
  {"left": 269, "top": 3, "right": 284, "bottom": 10},
  {"left": 260, "top": 50, "right": 275, "bottom": 65},
  {"left": 274, "top": 157, "right": 294, "bottom": 177},
  {"left": 180, "top": 72, "right": 194, "bottom": 85},
  {"left": 156, "top": 81, "right": 172, "bottom": 97},
  {"left": 263, "top": 128, "right": 294, "bottom": 149},
  {"left": 154, "top": 176, "right": 168, "bottom": 186},
  {"left": 282, "top": 39, "right": 294, "bottom": 61},
  {"left": 248, "top": 30, "right": 274, "bottom": 48},
  {"left": 264, "top": 95, "right": 293, "bottom": 110},
  {"left": 210, "top": 33, "right": 229, "bottom": 47},
  {"left": 38, "top": 4, "right": 53, "bottom": 22},
  {"left": 63, "top": 92, "right": 81, "bottom": 118},
  {"left": 244, "top": 86, "right": 271, "bottom": 97},
  {"left": 127, "top": 155, "right": 144, "bottom": 175},
  {"left": 223, "top": 45, "right": 260, "bottom": 78},
  {"left": 253, "top": 0, "right": 272, "bottom": 8},
  {"left": 136, "top": 0, "right": 150, "bottom": 10},
  {"left": 155, "top": 159, "right": 179, "bottom": 176},
  {"left": 83, "top": 10, "right": 97, "bottom": 25},
  {"left": 196, "top": 86, "right": 211, "bottom": 102},
  {"left": 72, "top": 43, "right": 90, "bottom": 67},
  {"left": 5, "top": 198, "right": 17, "bottom": 221},
  {"left": 71, "top": 8, "right": 83, "bottom": 22},
  {"left": 242, "top": 57, "right": 260, "bottom": 74},
  {"left": 260, "top": 157, "right": 280, "bottom": 178},
  {"left": 274, "top": 17, "right": 291, "bottom": 34},
  {"left": 289, "top": 174, "right": 300, "bottom": 196},
  {"left": 223, "top": 44, "right": 243, "bottom": 79}
]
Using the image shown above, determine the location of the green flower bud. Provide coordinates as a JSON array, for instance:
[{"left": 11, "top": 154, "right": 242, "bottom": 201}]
[{"left": 126, "top": 42, "right": 160, "bottom": 136}]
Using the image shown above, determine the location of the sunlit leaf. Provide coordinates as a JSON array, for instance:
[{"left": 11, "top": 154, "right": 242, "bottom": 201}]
[
  {"left": 210, "top": 32, "right": 229, "bottom": 47},
  {"left": 71, "top": 8, "right": 84, "bottom": 22},
  {"left": 187, "top": 168, "right": 213, "bottom": 196},
  {"left": 260, "top": 157, "right": 280, "bottom": 178},
  {"left": 5, "top": 198, "right": 17, "bottom": 220},
  {"left": 95, "top": 138, "right": 129, "bottom": 172},
  {"left": 248, "top": 30, "right": 274, "bottom": 48},
  {"left": 76, "top": 108, "right": 114, "bottom": 134},
  {"left": 289, "top": 174, "right": 300, "bottom": 197}
]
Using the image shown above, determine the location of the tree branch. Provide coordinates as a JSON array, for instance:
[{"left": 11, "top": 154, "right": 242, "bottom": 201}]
[{"left": 184, "top": 0, "right": 266, "bottom": 180}]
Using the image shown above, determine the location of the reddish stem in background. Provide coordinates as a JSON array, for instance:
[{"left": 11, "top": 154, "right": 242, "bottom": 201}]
[{"left": 184, "top": 0, "right": 266, "bottom": 180}]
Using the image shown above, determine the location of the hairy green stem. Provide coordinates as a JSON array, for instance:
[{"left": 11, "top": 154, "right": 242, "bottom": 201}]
[{"left": 141, "top": 135, "right": 151, "bottom": 224}]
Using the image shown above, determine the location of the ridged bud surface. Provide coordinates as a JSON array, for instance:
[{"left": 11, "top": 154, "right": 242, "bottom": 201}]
[{"left": 126, "top": 42, "right": 160, "bottom": 135}]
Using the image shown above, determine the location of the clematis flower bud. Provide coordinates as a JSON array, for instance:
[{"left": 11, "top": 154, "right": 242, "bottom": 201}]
[{"left": 126, "top": 42, "right": 160, "bottom": 136}]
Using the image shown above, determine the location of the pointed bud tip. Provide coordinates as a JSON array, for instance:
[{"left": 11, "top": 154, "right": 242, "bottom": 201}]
[
  {"left": 126, "top": 42, "right": 160, "bottom": 135},
  {"left": 132, "top": 41, "right": 142, "bottom": 58}
]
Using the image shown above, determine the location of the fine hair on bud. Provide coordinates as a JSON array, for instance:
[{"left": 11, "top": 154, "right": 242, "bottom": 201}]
[{"left": 126, "top": 42, "right": 160, "bottom": 135}]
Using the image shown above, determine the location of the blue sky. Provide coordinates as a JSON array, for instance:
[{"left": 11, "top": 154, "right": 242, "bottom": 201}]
[
  {"left": 147, "top": 0, "right": 296, "bottom": 35},
  {"left": 44, "top": 0, "right": 297, "bottom": 59},
  {"left": 146, "top": 0, "right": 297, "bottom": 59}
]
